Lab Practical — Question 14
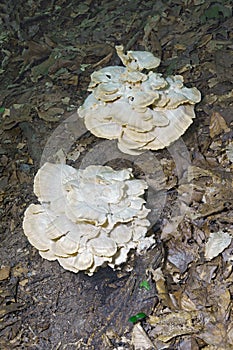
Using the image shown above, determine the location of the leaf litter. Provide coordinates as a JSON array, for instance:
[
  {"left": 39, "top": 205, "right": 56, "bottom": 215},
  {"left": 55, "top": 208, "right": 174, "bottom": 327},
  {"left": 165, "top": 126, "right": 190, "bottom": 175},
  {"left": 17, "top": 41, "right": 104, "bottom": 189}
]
[{"left": 0, "top": 0, "right": 233, "bottom": 349}]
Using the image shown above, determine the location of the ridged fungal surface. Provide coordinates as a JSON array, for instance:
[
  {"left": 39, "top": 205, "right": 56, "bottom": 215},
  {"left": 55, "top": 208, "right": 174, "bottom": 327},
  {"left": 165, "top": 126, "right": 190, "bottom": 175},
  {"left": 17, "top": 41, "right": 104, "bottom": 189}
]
[
  {"left": 78, "top": 45, "right": 201, "bottom": 155},
  {"left": 23, "top": 163, "right": 153, "bottom": 275}
]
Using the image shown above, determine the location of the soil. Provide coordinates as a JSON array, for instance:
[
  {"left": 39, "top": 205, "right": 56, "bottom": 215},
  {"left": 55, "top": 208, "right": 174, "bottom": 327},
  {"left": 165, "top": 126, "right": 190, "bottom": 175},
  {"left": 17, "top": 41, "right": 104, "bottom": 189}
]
[{"left": 0, "top": 0, "right": 233, "bottom": 349}]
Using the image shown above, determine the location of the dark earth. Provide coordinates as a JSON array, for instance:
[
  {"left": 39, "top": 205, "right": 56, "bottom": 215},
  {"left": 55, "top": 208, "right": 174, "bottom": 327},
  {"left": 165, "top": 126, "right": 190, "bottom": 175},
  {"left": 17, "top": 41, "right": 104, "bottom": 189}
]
[{"left": 0, "top": 0, "right": 233, "bottom": 349}]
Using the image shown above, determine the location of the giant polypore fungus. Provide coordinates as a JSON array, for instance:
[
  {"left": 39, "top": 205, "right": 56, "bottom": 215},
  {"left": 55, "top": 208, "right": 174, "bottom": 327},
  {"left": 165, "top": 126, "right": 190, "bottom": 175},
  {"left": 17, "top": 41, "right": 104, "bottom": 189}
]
[
  {"left": 23, "top": 163, "right": 153, "bottom": 275},
  {"left": 78, "top": 45, "right": 201, "bottom": 155}
]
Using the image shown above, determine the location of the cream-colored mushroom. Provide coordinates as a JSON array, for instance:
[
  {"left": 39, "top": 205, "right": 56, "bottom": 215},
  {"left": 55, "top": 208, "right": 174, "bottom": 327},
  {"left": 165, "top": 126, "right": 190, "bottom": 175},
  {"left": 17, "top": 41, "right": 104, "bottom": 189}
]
[
  {"left": 89, "top": 66, "right": 125, "bottom": 88},
  {"left": 121, "top": 70, "right": 147, "bottom": 84},
  {"left": 23, "top": 204, "right": 53, "bottom": 251},
  {"left": 33, "top": 162, "right": 78, "bottom": 213},
  {"left": 39, "top": 250, "right": 57, "bottom": 261},
  {"left": 126, "top": 90, "right": 160, "bottom": 113},
  {"left": 94, "top": 82, "right": 123, "bottom": 102},
  {"left": 78, "top": 45, "right": 201, "bottom": 155},
  {"left": 108, "top": 244, "right": 135, "bottom": 268},
  {"left": 23, "top": 163, "right": 153, "bottom": 275},
  {"left": 131, "top": 219, "right": 151, "bottom": 242},
  {"left": 144, "top": 72, "right": 167, "bottom": 90},
  {"left": 143, "top": 105, "right": 196, "bottom": 150},
  {"left": 88, "top": 234, "right": 117, "bottom": 257},
  {"left": 160, "top": 75, "right": 202, "bottom": 109},
  {"left": 52, "top": 235, "right": 80, "bottom": 257},
  {"left": 116, "top": 45, "right": 161, "bottom": 71},
  {"left": 110, "top": 224, "right": 132, "bottom": 244},
  {"left": 58, "top": 251, "right": 94, "bottom": 273}
]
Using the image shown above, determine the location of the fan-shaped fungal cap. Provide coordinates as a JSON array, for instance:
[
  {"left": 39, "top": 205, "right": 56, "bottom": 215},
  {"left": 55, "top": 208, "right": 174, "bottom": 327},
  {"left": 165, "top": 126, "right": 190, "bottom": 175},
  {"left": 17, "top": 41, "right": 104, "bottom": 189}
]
[
  {"left": 89, "top": 66, "right": 125, "bottom": 88},
  {"left": 23, "top": 163, "right": 153, "bottom": 275},
  {"left": 116, "top": 45, "right": 161, "bottom": 71},
  {"left": 78, "top": 45, "right": 201, "bottom": 155}
]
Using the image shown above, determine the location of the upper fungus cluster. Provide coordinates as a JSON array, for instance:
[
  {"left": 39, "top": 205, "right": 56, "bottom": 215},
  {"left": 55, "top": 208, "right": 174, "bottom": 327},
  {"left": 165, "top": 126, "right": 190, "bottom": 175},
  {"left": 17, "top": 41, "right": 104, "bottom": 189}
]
[
  {"left": 78, "top": 45, "right": 201, "bottom": 155},
  {"left": 23, "top": 163, "right": 153, "bottom": 275}
]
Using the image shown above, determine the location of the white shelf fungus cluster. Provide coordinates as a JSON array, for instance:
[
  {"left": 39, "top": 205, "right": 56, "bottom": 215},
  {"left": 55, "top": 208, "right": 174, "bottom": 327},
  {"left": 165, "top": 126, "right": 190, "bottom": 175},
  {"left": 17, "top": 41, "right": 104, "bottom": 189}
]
[
  {"left": 78, "top": 45, "right": 201, "bottom": 155},
  {"left": 23, "top": 163, "right": 153, "bottom": 275}
]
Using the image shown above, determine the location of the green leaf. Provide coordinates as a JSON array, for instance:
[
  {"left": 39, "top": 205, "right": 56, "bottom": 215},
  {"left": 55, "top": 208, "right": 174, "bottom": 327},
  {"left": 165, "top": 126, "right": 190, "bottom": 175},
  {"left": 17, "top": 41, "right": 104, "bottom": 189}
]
[
  {"left": 0, "top": 106, "right": 5, "bottom": 113},
  {"left": 139, "top": 280, "right": 151, "bottom": 291},
  {"left": 128, "top": 312, "right": 147, "bottom": 323},
  {"left": 128, "top": 315, "right": 138, "bottom": 323}
]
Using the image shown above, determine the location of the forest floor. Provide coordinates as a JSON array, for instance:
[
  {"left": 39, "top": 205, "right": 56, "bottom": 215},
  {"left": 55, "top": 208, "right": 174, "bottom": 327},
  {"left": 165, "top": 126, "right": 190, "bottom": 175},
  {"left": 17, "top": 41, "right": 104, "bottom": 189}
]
[{"left": 0, "top": 0, "right": 233, "bottom": 349}]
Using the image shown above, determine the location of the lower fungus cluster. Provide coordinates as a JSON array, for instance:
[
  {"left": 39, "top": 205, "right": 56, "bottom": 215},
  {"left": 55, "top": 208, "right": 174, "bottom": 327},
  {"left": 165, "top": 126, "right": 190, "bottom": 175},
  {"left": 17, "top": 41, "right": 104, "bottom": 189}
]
[{"left": 23, "top": 163, "right": 154, "bottom": 275}]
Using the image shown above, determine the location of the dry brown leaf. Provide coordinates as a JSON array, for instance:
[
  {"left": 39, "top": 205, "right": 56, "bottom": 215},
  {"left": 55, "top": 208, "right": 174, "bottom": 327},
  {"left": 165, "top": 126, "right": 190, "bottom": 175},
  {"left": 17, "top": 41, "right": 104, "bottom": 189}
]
[
  {"left": 1, "top": 104, "right": 32, "bottom": 130},
  {"left": 149, "top": 267, "right": 177, "bottom": 310},
  {"left": 187, "top": 165, "right": 213, "bottom": 181},
  {"left": 0, "top": 266, "right": 11, "bottom": 281},
  {"left": 132, "top": 323, "right": 154, "bottom": 350},
  {"left": 178, "top": 337, "right": 200, "bottom": 350},
  {"left": 209, "top": 111, "right": 230, "bottom": 138},
  {"left": 36, "top": 106, "right": 64, "bottom": 122},
  {"left": 160, "top": 216, "right": 183, "bottom": 240},
  {"left": 149, "top": 310, "right": 203, "bottom": 342},
  {"left": 196, "top": 264, "right": 218, "bottom": 283},
  {"left": 226, "top": 142, "right": 233, "bottom": 162},
  {"left": 227, "top": 324, "right": 233, "bottom": 345},
  {"left": 200, "top": 321, "right": 228, "bottom": 348},
  {"left": 205, "top": 230, "right": 232, "bottom": 260},
  {"left": 168, "top": 239, "right": 198, "bottom": 274},
  {"left": 22, "top": 40, "right": 51, "bottom": 64},
  {"left": 180, "top": 293, "right": 198, "bottom": 312}
]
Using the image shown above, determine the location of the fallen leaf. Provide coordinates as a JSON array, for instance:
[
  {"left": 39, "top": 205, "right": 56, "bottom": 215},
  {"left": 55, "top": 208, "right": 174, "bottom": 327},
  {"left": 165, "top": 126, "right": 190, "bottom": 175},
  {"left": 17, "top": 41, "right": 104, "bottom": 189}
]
[
  {"left": 1, "top": 104, "right": 32, "bottom": 130},
  {"left": 226, "top": 142, "right": 233, "bottom": 162},
  {"left": 149, "top": 310, "right": 203, "bottom": 342},
  {"left": 132, "top": 323, "right": 154, "bottom": 350},
  {"left": 31, "top": 52, "right": 57, "bottom": 82},
  {"left": 161, "top": 216, "right": 183, "bottom": 240},
  {"left": 149, "top": 267, "right": 176, "bottom": 310},
  {"left": 187, "top": 165, "right": 213, "bottom": 181},
  {"left": 22, "top": 40, "right": 51, "bottom": 65},
  {"left": 36, "top": 106, "right": 64, "bottom": 121},
  {"left": 209, "top": 111, "right": 230, "bottom": 138},
  {"left": 178, "top": 337, "right": 200, "bottom": 350},
  {"left": 19, "top": 279, "right": 29, "bottom": 287},
  {"left": 168, "top": 239, "right": 197, "bottom": 274},
  {"left": 0, "top": 266, "right": 11, "bottom": 281},
  {"left": 227, "top": 324, "right": 233, "bottom": 345},
  {"left": 205, "top": 230, "right": 232, "bottom": 260},
  {"left": 180, "top": 293, "right": 198, "bottom": 312}
]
